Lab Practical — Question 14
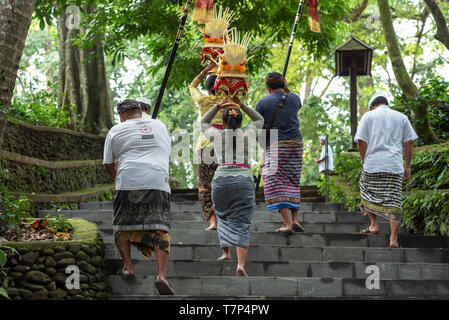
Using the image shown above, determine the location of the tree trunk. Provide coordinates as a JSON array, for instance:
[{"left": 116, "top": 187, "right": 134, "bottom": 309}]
[
  {"left": 303, "top": 65, "right": 313, "bottom": 104},
  {"left": 377, "top": 0, "right": 437, "bottom": 144},
  {"left": 0, "top": 0, "right": 36, "bottom": 155},
  {"left": 57, "top": 4, "right": 113, "bottom": 134},
  {"left": 79, "top": 5, "right": 113, "bottom": 135},
  {"left": 424, "top": 0, "right": 449, "bottom": 50}
]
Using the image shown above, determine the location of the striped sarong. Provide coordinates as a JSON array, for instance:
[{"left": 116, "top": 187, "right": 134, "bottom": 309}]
[
  {"left": 263, "top": 140, "right": 303, "bottom": 212},
  {"left": 359, "top": 170, "right": 404, "bottom": 222}
]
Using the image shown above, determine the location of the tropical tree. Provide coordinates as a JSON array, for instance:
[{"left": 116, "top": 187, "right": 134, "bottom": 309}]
[
  {"left": 0, "top": 0, "right": 37, "bottom": 155},
  {"left": 377, "top": 0, "right": 438, "bottom": 144}
]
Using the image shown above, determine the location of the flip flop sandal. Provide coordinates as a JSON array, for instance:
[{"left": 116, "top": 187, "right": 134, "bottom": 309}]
[
  {"left": 155, "top": 279, "right": 175, "bottom": 295},
  {"left": 117, "top": 267, "right": 135, "bottom": 280},
  {"left": 360, "top": 227, "right": 379, "bottom": 235},
  {"left": 292, "top": 224, "right": 305, "bottom": 233}
]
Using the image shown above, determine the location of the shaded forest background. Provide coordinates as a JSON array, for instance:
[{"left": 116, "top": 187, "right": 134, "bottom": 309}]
[{"left": 2, "top": 0, "right": 449, "bottom": 188}]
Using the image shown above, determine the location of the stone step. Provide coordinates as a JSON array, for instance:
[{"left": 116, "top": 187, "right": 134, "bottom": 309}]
[
  {"left": 104, "top": 243, "right": 449, "bottom": 264},
  {"left": 99, "top": 230, "right": 449, "bottom": 248},
  {"left": 108, "top": 275, "right": 449, "bottom": 297},
  {"left": 78, "top": 202, "right": 344, "bottom": 212},
  {"left": 105, "top": 259, "right": 449, "bottom": 280},
  {"left": 93, "top": 220, "right": 399, "bottom": 234},
  {"left": 40, "top": 209, "right": 372, "bottom": 224}
]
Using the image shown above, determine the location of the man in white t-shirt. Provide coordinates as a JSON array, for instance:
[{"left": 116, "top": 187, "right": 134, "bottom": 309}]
[
  {"left": 354, "top": 93, "right": 418, "bottom": 248},
  {"left": 103, "top": 99, "right": 174, "bottom": 295},
  {"left": 315, "top": 136, "right": 334, "bottom": 173}
]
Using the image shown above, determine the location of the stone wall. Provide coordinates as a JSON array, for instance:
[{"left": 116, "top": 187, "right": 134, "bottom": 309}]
[
  {"left": 3, "top": 119, "right": 104, "bottom": 161},
  {"left": 2, "top": 160, "right": 111, "bottom": 194},
  {"left": 0, "top": 220, "right": 110, "bottom": 300}
]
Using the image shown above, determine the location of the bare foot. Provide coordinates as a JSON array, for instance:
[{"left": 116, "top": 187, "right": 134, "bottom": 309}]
[
  {"left": 275, "top": 226, "right": 292, "bottom": 232},
  {"left": 205, "top": 225, "right": 217, "bottom": 231},
  {"left": 236, "top": 266, "right": 248, "bottom": 277},
  {"left": 217, "top": 254, "right": 231, "bottom": 261},
  {"left": 389, "top": 239, "right": 400, "bottom": 248}
]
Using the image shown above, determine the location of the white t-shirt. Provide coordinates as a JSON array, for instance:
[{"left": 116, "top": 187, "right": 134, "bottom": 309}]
[
  {"left": 319, "top": 145, "right": 334, "bottom": 172},
  {"left": 354, "top": 105, "right": 418, "bottom": 174},
  {"left": 103, "top": 117, "right": 171, "bottom": 192}
]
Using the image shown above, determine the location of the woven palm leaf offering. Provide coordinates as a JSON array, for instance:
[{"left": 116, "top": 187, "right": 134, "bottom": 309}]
[
  {"left": 200, "top": 6, "right": 235, "bottom": 74},
  {"left": 213, "top": 29, "right": 252, "bottom": 108}
]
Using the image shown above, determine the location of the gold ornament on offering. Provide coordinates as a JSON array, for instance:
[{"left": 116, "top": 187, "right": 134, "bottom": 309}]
[
  {"left": 213, "top": 29, "right": 252, "bottom": 107},
  {"left": 201, "top": 6, "right": 235, "bottom": 74}
]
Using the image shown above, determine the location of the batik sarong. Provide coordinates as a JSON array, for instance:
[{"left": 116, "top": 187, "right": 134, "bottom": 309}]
[
  {"left": 263, "top": 140, "right": 303, "bottom": 212},
  {"left": 211, "top": 175, "right": 255, "bottom": 249},
  {"left": 198, "top": 145, "right": 219, "bottom": 221},
  {"left": 359, "top": 170, "right": 403, "bottom": 222},
  {"left": 113, "top": 189, "right": 171, "bottom": 258}
]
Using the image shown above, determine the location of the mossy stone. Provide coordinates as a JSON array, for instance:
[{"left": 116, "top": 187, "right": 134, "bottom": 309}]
[
  {"left": 24, "top": 270, "right": 52, "bottom": 284},
  {"left": 56, "top": 258, "right": 76, "bottom": 268},
  {"left": 7, "top": 258, "right": 18, "bottom": 266},
  {"left": 31, "top": 289, "right": 48, "bottom": 300},
  {"left": 54, "top": 251, "right": 73, "bottom": 260},
  {"left": 94, "top": 291, "right": 108, "bottom": 300},
  {"left": 77, "top": 260, "right": 89, "bottom": 272},
  {"left": 80, "top": 274, "right": 89, "bottom": 284},
  {"left": 48, "top": 288, "right": 68, "bottom": 300},
  {"left": 86, "top": 289, "right": 96, "bottom": 297},
  {"left": 45, "top": 281, "right": 57, "bottom": 291},
  {"left": 6, "top": 287, "right": 21, "bottom": 297},
  {"left": 92, "top": 282, "right": 107, "bottom": 291},
  {"left": 90, "top": 256, "right": 103, "bottom": 267},
  {"left": 41, "top": 248, "right": 54, "bottom": 256},
  {"left": 75, "top": 250, "right": 90, "bottom": 262},
  {"left": 10, "top": 272, "right": 23, "bottom": 279},
  {"left": 46, "top": 267, "right": 56, "bottom": 276},
  {"left": 21, "top": 252, "right": 40, "bottom": 265},
  {"left": 54, "top": 246, "right": 66, "bottom": 253},
  {"left": 37, "top": 256, "right": 46, "bottom": 264},
  {"left": 67, "top": 243, "right": 81, "bottom": 254},
  {"left": 80, "top": 283, "right": 90, "bottom": 290},
  {"left": 45, "top": 256, "right": 56, "bottom": 267},
  {"left": 12, "top": 265, "right": 30, "bottom": 273},
  {"left": 54, "top": 273, "right": 67, "bottom": 286},
  {"left": 95, "top": 271, "right": 106, "bottom": 281},
  {"left": 20, "top": 288, "right": 33, "bottom": 299},
  {"left": 85, "top": 264, "right": 97, "bottom": 275},
  {"left": 31, "top": 264, "right": 45, "bottom": 271},
  {"left": 71, "top": 294, "right": 85, "bottom": 300},
  {"left": 22, "top": 281, "right": 47, "bottom": 292}
]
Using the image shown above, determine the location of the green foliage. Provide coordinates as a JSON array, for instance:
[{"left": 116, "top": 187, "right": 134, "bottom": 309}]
[
  {"left": 317, "top": 176, "right": 360, "bottom": 212},
  {"left": 0, "top": 185, "right": 32, "bottom": 237},
  {"left": 9, "top": 90, "right": 73, "bottom": 129},
  {"left": 334, "top": 152, "right": 362, "bottom": 186},
  {"left": 47, "top": 214, "right": 73, "bottom": 233},
  {"left": 402, "top": 191, "right": 449, "bottom": 236},
  {"left": 392, "top": 77, "right": 449, "bottom": 145},
  {"left": 405, "top": 146, "right": 449, "bottom": 191}
]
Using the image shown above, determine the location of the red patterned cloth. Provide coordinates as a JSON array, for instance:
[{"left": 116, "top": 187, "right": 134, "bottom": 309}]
[
  {"left": 192, "top": 0, "right": 214, "bottom": 24},
  {"left": 307, "top": 0, "right": 321, "bottom": 33}
]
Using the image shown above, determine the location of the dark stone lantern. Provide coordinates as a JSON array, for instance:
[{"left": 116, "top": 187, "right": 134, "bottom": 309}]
[{"left": 335, "top": 36, "right": 373, "bottom": 149}]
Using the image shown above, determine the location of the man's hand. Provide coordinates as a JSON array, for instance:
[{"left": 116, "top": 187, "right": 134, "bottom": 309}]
[
  {"left": 314, "top": 159, "right": 320, "bottom": 164},
  {"left": 404, "top": 166, "right": 411, "bottom": 181},
  {"left": 104, "top": 163, "right": 117, "bottom": 180}
]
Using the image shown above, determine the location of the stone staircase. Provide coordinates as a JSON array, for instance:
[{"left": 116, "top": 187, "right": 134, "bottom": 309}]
[{"left": 39, "top": 187, "right": 449, "bottom": 299}]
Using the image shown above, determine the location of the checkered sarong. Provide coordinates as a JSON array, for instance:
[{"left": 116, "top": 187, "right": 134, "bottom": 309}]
[{"left": 359, "top": 170, "right": 403, "bottom": 222}]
